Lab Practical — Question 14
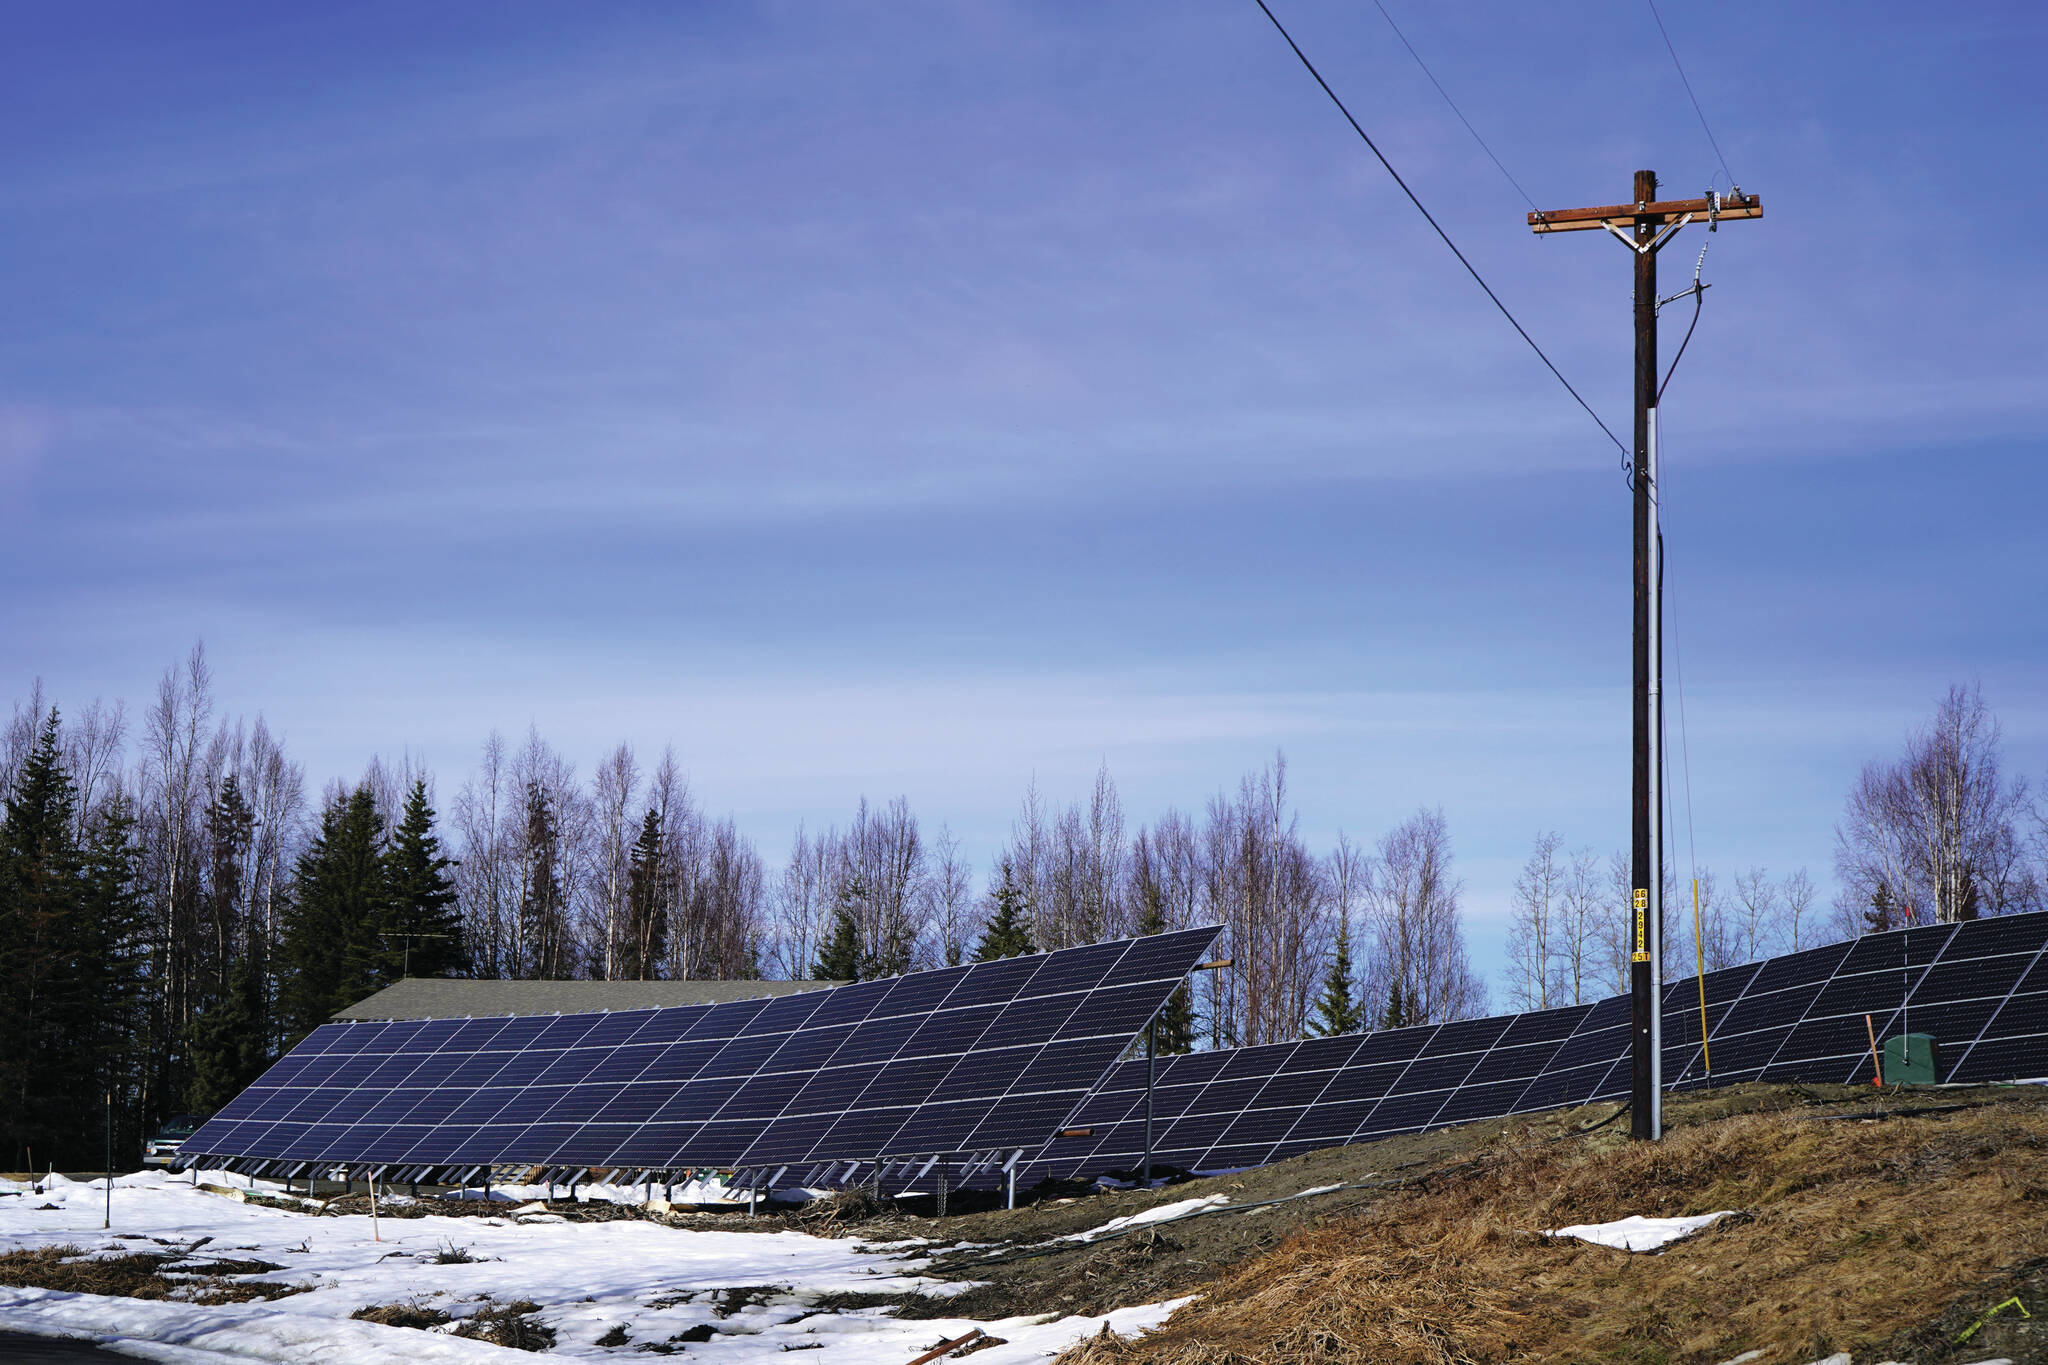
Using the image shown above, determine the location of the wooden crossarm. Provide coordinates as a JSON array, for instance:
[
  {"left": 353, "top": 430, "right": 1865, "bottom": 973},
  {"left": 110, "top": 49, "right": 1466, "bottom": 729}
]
[{"left": 1529, "top": 192, "right": 1761, "bottom": 234}]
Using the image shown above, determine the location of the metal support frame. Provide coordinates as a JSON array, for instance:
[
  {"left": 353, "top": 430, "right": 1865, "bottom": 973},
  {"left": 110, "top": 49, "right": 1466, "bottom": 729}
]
[{"left": 1141, "top": 1017, "right": 1157, "bottom": 1186}]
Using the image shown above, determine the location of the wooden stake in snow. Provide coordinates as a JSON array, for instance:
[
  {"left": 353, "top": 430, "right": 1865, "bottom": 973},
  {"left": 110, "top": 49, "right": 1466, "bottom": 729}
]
[
  {"left": 367, "top": 1168, "right": 381, "bottom": 1242},
  {"left": 904, "top": 1329, "right": 983, "bottom": 1365},
  {"left": 1864, "top": 1014, "right": 1883, "bottom": 1087}
]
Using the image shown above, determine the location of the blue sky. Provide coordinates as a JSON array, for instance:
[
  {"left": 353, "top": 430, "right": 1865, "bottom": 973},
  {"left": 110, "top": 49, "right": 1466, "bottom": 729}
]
[{"left": 4, "top": 2, "right": 2044, "bottom": 982}]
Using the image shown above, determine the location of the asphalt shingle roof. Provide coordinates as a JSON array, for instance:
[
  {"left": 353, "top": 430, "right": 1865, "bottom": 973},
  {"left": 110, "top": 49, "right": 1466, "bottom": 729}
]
[{"left": 332, "top": 976, "right": 843, "bottom": 1020}]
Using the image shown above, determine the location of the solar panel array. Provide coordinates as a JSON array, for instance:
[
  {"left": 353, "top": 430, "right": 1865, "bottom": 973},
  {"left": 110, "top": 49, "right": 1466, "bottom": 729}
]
[
  {"left": 182, "top": 927, "right": 1220, "bottom": 1181},
  {"left": 1033, "top": 910, "right": 2048, "bottom": 1183}
]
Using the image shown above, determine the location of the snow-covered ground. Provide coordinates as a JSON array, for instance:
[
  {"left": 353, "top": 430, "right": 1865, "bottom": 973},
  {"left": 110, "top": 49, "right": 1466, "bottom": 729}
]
[{"left": 0, "top": 1173, "right": 1184, "bottom": 1363}]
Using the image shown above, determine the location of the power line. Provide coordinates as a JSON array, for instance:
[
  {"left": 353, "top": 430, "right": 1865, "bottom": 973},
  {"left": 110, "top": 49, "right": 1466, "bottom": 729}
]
[
  {"left": 1644, "top": 0, "right": 1736, "bottom": 188},
  {"left": 1368, "top": 0, "right": 1537, "bottom": 214},
  {"left": 1251, "top": 0, "right": 1628, "bottom": 457}
]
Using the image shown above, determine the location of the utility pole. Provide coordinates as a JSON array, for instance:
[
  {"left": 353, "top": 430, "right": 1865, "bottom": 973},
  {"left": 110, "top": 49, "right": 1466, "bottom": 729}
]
[{"left": 1529, "top": 174, "right": 1760, "bottom": 1140}]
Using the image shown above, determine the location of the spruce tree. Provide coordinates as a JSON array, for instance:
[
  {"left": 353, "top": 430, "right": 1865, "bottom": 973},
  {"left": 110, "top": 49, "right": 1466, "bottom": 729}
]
[
  {"left": 0, "top": 712, "right": 85, "bottom": 1166},
  {"left": 188, "top": 956, "right": 269, "bottom": 1114},
  {"left": 518, "top": 781, "right": 569, "bottom": 978},
  {"left": 623, "top": 808, "right": 668, "bottom": 980},
  {"left": 1863, "top": 885, "right": 1898, "bottom": 935},
  {"left": 975, "top": 860, "right": 1035, "bottom": 962},
  {"left": 201, "top": 773, "right": 255, "bottom": 997},
  {"left": 1381, "top": 980, "right": 1413, "bottom": 1030},
  {"left": 78, "top": 794, "right": 150, "bottom": 1153},
  {"left": 382, "top": 780, "right": 462, "bottom": 978},
  {"left": 277, "top": 786, "right": 387, "bottom": 1043},
  {"left": 813, "top": 879, "right": 865, "bottom": 981},
  {"left": 1309, "top": 919, "right": 1362, "bottom": 1037}
]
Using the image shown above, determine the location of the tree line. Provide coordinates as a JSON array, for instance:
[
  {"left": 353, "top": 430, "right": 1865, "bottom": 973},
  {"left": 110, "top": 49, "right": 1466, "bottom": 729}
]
[
  {"left": 4, "top": 648, "right": 2041, "bottom": 1167},
  {"left": 1496, "top": 682, "right": 2044, "bottom": 1012}
]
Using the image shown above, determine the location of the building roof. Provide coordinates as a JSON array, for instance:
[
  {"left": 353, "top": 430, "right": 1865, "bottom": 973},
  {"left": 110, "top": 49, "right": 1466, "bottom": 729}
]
[{"left": 332, "top": 976, "right": 844, "bottom": 1021}]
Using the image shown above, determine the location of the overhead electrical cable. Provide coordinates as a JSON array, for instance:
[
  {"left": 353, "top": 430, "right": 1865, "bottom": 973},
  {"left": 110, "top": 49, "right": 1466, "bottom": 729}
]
[
  {"left": 1251, "top": 0, "right": 1628, "bottom": 458},
  {"left": 1644, "top": 0, "right": 1736, "bottom": 189},
  {"left": 1367, "top": 0, "right": 1538, "bottom": 214}
]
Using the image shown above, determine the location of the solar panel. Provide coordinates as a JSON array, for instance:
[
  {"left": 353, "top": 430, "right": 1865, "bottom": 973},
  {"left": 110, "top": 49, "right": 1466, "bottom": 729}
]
[
  {"left": 181, "top": 925, "right": 1220, "bottom": 1180},
  {"left": 185, "top": 913, "right": 2048, "bottom": 1191},
  {"left": 1021, "top": 914, "right": 2048, "bottom": 1189},
  {"left": 1942, "top": 914, "right": 2048, "bottom": 1083}
]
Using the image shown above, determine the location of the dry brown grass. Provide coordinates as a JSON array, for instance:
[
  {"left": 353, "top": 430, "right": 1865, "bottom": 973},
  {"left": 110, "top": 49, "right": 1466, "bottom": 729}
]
[
  {"left": 451, "top": 1298, "right": 556, "bottom": 1351},
  {"left": 1058, "top": 1102, "right": 2048, "bottom": 1365},
  {"left": 0, "top": 1245, "right": 310, "bottom": 1305},
  {"left": 350, "top": 1300, "right": 453, "bottom": 1329}
]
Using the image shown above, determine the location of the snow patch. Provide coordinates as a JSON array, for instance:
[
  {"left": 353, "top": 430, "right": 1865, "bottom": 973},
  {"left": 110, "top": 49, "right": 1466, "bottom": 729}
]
[
  {"left": 1542, "top": 1211, "right": 1738, "bottom": 1252},
  {"left": 1061, "top": 1195, "right": 1229, "bottom": 1243}
]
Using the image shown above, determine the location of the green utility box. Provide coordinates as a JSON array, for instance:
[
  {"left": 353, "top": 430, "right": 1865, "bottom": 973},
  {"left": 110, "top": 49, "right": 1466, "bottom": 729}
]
[{"left": 1882, "top": 1033, "right": 1940, "bottom": 1085}]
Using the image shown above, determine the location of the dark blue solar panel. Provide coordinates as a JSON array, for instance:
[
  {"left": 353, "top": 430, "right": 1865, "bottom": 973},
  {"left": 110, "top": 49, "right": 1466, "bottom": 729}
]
[
  {"left": 1282, "top": 1034, "right": 1367, "bottom": 1072},
  {"left": 1014, "top": 1037, "right": 1126, "bottom": 1093},
  {"left": 1053, "top": 983, "right": 1169, "bottom": 1039},
  {"left": 1215, "top": 1043, "right": 1295, "bottom": 1082},
  {"left": 1916, "top": 954, "right": 2030, "bottom": 1002},
  {"left": 591, "top": 1084, "right": 669, "bottom": 1125},
  {"left": 1388, "top": 1051, "right": 1483, "bottom": 1094},
  {"left": 528, "top": 1019, "right": 598, "bottom": 1055},
  {"left": 715, "top": 1071, "right": 812, "bottom": 1120},
  {"left": 699, "top": 1032, "right": 785, "bottom": 1079},
  {"left": 652, "top": 1075, "right": 744, "bottom": 1121},
  {"left": 585, "top": 1044, "right": 664, "bottom": 1084},
  {"left": 1098, "top": 929, "right": 1220, "bottom": 987},
  {"left": 441, "top": 1018, "right": 512, "bottom": 1051},
  {"left": 1428, "top": 1078, "right": 1534, "bottom": 1127},
  {"left": 1495, "top": 1002, "right": 1598, "bottom": 1049},
  {"left": 895, "top": 1003, "right": 1000, "bottom": 1057},
  {"left": 831, "top": 1017, "right": 911, "bottom": 1067},
  {"left": 1420, "top": 1016, "right": 1512, "bottom": 1057},
  {"left": 535, "top": 1049, "right": 609, "bottom": 1086},
  {"left": 1944, "top": 914, "right": 2048, "bottom": 960},
  {"left": 627, "top": 1005, "right": 710, "bottom": 1045},
  {"left": 358, "top": 1055, "right": 421, "bottom": 1096},
  {"left": 874, "top": 964, "right": 972, "bottom": 1017},
  {"left": 814, "top": 1106, "right": 917, "bottom": 1156},
  {"left": 743, "top": 991, "right": 831, "bottom": 1034},
  {"left": 604, "top": 1122, "right": 697, "bottom": 1167},
  {"left": 1024, "top": 941, "right": 1127, "bottom": 997},
  {"left": 941, "top": 953, "right": 1045, "bottom": 1008},
  {"left": 798, "top": 978, "right": 894, "bottom": 1030},
  {"left": 1745, "top": 940, "right": 1854, "bottom": 996},
  {"left": 975, "top": 995, "right": 1083, "bottom": 1050},
  {"left": 1251, "top": 1067, "right": 1344, "bottom": 1109},
  {"left": 683, "top": 997, "right": 765, "bottom": 1039}
]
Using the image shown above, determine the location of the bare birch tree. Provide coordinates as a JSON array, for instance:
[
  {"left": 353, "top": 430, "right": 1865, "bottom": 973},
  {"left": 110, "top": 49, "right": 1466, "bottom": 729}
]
[
  {"left": 591, "top": 742, "right": 640, "bottom": 979},
  {"left": 923, "top": 823, "right": 980, "bottom": 967},
  {"left": 1780, "top": 867, "right": 1819, "bottom": 952},
  {"left": 453, "top": 731, "right": 515, "bottom": 978},
  {"left": 1835, "top": 684, "right": 2034, "bottom": 926},
  {"left": 1730, "top": 866, "right": 1779, "bottom": 963},
  {"left": 772, "top": 822, "right": 833, "bottom": 979},
  {"left": 1361, "top": 807, "right": 1485, "bottom": 1026},
  {"left": 1505, "top": 831, "right": 1563, "bottom": 1010},
  {"left": 1553, "top": 847, "right": 1605, "bottom": 1005}
]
